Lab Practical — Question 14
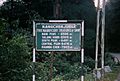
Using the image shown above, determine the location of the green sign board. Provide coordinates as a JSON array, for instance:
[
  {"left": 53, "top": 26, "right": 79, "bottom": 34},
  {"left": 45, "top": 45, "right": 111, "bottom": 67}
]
[{"left": 35, "top": 21, "right": 81, "bottom": 51}]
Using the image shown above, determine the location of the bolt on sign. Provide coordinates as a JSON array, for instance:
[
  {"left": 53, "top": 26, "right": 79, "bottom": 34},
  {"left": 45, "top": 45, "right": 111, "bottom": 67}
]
[{"left": 33, "top": 20, "right": 83, "bottom": 51}]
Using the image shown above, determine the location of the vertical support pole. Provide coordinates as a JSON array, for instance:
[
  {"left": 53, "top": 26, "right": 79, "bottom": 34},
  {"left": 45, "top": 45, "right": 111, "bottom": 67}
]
[
  {"left": 49, "top": 52, "right": 54, "bottom": 81},
  {"left": 95, "top": 0, "right": 100, "bottom": 80},
  {"left": 95, "top": 0, "right": 100, "bottom": 70},
  {"left": 81, "top": 21, "right": 84, "bottom": 81},
  {"left": 33, "top": 21, "right": 36, "bottom": 81},
  {"left": 33, "top": 48, "right": 36, "bottom": 81},
  {"left": 101, "top": 0, "right": 106, "bottom": 79}
]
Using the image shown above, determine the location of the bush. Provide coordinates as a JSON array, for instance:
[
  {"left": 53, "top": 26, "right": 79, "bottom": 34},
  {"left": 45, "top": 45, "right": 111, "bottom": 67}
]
[{"left": 0, "top": 34, "right": 31, "bottom": 81}]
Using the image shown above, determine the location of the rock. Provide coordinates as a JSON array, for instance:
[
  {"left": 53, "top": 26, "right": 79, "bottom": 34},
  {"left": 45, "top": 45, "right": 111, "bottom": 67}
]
[
  {"left": 93, "top": 68, "right": 101, "bottom": 79},
  {"left": 104, "top": 66, "right": 112, "bottom": 72}
]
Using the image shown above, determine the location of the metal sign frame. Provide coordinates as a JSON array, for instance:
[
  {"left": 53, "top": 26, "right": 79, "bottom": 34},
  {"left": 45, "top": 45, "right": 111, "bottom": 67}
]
[
  {"left": 34, "top": 20, "right": 83, "bottom": 52},
  {"left": 32, "top": 20, "right": 84, "bottom": 81}
]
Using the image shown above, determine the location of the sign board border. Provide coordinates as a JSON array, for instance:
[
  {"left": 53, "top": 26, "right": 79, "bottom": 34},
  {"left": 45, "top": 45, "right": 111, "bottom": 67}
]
[{"left": 33, "top": 20, "right": 84, "bottom": 52}]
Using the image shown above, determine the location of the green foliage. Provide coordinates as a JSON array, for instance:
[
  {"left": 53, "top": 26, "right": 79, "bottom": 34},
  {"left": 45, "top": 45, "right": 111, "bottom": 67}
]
[
  {"left": 52, "top": 63, "right": 81, "bottom": 81},
  {"left": 62, "top": 64, "right": 81, "bottom": 80},
  {"left": 0, "top": 0, "right": 97, "bottom": 81},
  {"left": 62, "top": 0, "right": 96, "bottom": 57},
  {"left": 35, "top": 62, "right": 49, "bottom": 81},
  {"left": 51, "top": 52, "right": 94, "bottom": 80},
  {"left": 105, "top": 53, "right": 115, "bottom": 67},
  {"left": 106, "top": 0, "right": 120, "bottom": 52},
  {"left": 84, "top": 56, "right": 95, "bottom": 70},
  {"left": 0, "top": 32, "right": 31, "bottom": 81}
]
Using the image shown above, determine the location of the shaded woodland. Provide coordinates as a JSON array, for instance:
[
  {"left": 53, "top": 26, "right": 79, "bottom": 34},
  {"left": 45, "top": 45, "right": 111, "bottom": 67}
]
[{"left": 0, "top": 0, "right": 120, "bottom": 80}]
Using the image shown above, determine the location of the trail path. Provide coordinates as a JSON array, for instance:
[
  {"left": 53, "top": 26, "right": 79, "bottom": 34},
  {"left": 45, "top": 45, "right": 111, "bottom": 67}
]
[{"left": 110, "top": 53, "right": 120, "bottom": 63}]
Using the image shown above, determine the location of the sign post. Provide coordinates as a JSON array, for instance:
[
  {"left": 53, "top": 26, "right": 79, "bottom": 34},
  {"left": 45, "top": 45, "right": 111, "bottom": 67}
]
[
  {"left": 33, "top": 21, "right": 36, "bottom": 81},
  {"left": 81, "top": 21, "right": 84, "bottom": 81},
  {"left": 33, "top": 20, "right": 84, "bottom": 81}
]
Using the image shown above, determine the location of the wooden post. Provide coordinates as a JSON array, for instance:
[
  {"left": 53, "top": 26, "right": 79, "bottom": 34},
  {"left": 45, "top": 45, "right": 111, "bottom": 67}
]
[
  {"left": 101, "top": 0, "right": 106, "bottom": 80},
  {"left": 95, "top": 0, "right": 101, "bottom": 80}
]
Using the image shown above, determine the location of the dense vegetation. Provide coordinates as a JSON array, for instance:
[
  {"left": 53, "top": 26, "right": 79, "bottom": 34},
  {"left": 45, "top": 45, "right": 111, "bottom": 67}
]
[
  {"left": 0, "top": 0, "right": 120, "bottom": 81},
  {"left": 106, "top": 0, "right": 120, "bottom": 52}
]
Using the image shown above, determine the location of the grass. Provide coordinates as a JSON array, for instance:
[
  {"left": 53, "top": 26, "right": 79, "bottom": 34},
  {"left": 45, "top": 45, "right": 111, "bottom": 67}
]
[
  {"left": 52, "top": 66, "right": 120, "bottom": 81},
  {"left": 85, "top": 66, "right": 120, "bottom": 81},
  {"left": 85, "top": 73, "right": 94, "bottom": 81},
  {"left": 101, "top": 66, "right": 120, "bottom": 81}
]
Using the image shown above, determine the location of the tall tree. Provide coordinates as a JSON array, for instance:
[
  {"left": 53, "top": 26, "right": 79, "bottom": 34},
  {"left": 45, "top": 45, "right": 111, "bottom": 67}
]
[
  {"left": 0, "top": 20, "right": 31, "bottom": 81},
  {"left": 0, "top": 0, "right": 97, "bottom": 80}
]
